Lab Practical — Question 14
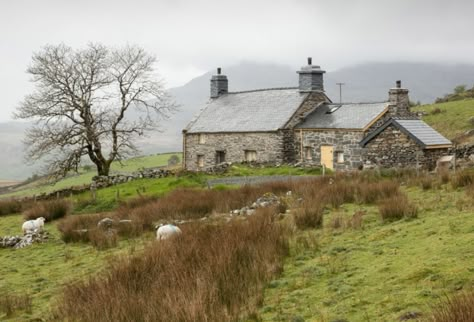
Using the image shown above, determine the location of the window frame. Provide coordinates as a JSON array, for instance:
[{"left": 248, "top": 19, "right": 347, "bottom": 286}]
[
  {"left": 304, "top": 146, "right": 312, "bottom": 160},
  {"left": 197, "top": 154, "right": 205, "bottom": 168},
  {"left": 244, "top": 150, "right": 257, "bottom": 162},
  {"left": 198, "top": 134, "right": 206, "bottom": 144},
  {"left": 336, "top": 151, "right": 345, "bottom": 164}
]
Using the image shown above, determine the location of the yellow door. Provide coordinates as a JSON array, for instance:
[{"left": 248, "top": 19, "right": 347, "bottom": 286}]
[{"left": 321, "top": 146, "right": 334, "bottom": 170}]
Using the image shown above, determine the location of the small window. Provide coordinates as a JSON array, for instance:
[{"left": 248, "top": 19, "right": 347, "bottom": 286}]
[
  {"left": 304, "top": 147, "right": 312, "bottom": 160},
  {"left": 216, "top": 151, "right": 225, "bottom": 164},
  {"left": 198, "top": 134, "right": 206, "bottom": 144},
  {"left": 245, "top": 150, "right": 257, "bottom": 162},
  {"left": 197, "top": 155, "right": 204, "bottom": 168},
  {"left": 336, "top": 151, "right": 344, "bottom": 164}
]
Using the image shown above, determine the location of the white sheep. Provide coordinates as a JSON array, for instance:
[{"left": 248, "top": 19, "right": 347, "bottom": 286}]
[
  {"left": 156, "top": 224, "right": 182, "bottom": 241},
  {"left": 22, "top": 217, "right": 46, "bottom": 234}
]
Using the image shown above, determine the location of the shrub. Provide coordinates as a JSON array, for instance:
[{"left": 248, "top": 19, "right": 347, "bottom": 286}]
[
  {"left": 356, "top": 181, "right": 400, "bottom": 204},
  {"left": 466, "top": 184, "right": 474, "bottom": 201},
  {"left": 54, "top": 211, "right": 289, "bottom": 322},
  {"left": 431, "top": 107, "right": 442, "bottom": 115},
  {"left": 330, "top": 214, "right": 344, "bottom": 230},
  {"left": 452, "top": 170, "right": 474, "bottom": 188},
  {"left": 0, "top": 293, "right": 32, "bottom": 317},
  {"left": 428, "top": 291, "right": 474, "bottom": 322},
  {"left": 420, "top": 176, "right": 434, "bottom": 190},
  {"left": 439, "top": 170, "right": 451, "bottom": 185},
  {"left": 379, "top": 194, "right": 418, "bottom": 222},
  {"left": 348, "top": 210, "right": 365, "bottom": 229},
  {"left": 167, "top": 154, "right": 180, "bottom": 166},
  {"left": 294, "top": 203, "right": 324, "bottom": 229},
  {"left": 0, "top": 199, "right": 24, "bottom": 217},
  {"left": 57, "top": 213, "right": 105, "bottom": 243},
  {"left": 88, "top": 229, "right": 118, "bottom": 250},
  {"left": 23, "top": 199, "right": 71, "bottom": 221},
  {"left": 323, "top": 182, "right": 356, "bottom": 208}
]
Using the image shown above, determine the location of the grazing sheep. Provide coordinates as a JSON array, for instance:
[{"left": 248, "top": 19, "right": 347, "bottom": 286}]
[
  {"left": 156, "top": 224, "right": 182, "bottom": 241},
  {"left": 22, "top": 217, "right": 46, "bottom": 234}
]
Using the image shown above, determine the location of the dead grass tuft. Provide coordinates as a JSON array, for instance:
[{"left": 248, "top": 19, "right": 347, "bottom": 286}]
[
  {"left": 0, "top": 293, "right": 32, "bottom": 317},
  {"left": 379, "top": 193, "right": 418, "bottom": 222},
  {"left": 24, "top": 199, "right": 71, "bottom": 221},
  {"left": 428, "top": 290, "right": 474, "bottom": 322},
  {"left": 0, "top": 199, "right": 25, "bottom": 217},
  {"left": 54, "top": 211, "right": 289, "bottom": 322}
]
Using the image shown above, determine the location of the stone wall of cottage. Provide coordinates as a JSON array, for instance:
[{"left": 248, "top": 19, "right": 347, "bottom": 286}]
[
  {"left": 364, "top": 124, "right": 449, "bottom": 170},
  {"left": 285, "top": 92, "right": 328, "bottom": 129},
  {"left": 184, "top": 132, "right": 284, "bottom": 171},
  {"left": 294, "top": 130, "right": 365, "bottom": 170}
]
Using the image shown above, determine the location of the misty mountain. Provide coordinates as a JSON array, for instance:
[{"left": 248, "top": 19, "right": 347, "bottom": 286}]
[{"left": 2, "top": 61, "right": 474, "bottom": 180}]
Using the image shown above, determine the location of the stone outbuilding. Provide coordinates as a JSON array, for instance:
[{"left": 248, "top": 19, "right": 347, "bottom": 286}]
[
  {"left": 183, "top": 58, "right": 452, "bottom": 171},
  {"left": 360, "top": 118, "right": 452, "bottom": 170}
]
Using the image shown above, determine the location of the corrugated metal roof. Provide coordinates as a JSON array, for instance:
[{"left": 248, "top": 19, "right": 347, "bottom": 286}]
[
  {"left": 185, "top": 88, "right": 309, "bottom": 133},
  {"left": 360, "top": 118, "right": 452, "bottom": 148},
  {"left": 394, "top": 119, "right": 452, "bottom": 146},
  {"left": 295, "top": 102, "right": 388, "bottom": 129}
]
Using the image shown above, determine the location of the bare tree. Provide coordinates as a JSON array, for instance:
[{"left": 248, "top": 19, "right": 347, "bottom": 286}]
[{"left": 15, "top": 43, "right": 176, "bottom": 178}]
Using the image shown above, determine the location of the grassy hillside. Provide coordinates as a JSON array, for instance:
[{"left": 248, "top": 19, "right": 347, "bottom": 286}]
[
  {"left": 1, "top": 153, "right": 182, "bottom": 199},
  {"left": 258, "top": 186, "right": 474, "bottom": 321},
  {"left": 1, "top": 169, "right": 473, "bottom": 320},
  {"left": 0, "top": 214, "right": 153, "bottom": 321},
  {"left": 413, "top": 99, "right": 474, "bottom": 144}
]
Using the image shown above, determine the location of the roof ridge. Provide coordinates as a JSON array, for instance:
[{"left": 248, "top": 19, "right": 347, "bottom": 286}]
[
  {"left": 327, "top": 101, "right": 389, "bottom": 105},
  {"left": 227, "top": 87, "right": 299, "bottom": 94}
]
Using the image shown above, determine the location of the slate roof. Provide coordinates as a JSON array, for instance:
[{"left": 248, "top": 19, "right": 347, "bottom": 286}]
[
  {"left": 360, "top": 119, "right": 452, "bottom": 148},
  {"left": 185, "top": 88, "right": 311, "bottom": 133},
  {"left": 295, "top": 102, "right": 388, "bottom": 130}
]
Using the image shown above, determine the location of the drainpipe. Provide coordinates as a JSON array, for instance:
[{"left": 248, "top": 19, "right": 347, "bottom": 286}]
[
  {"left": 300, "top": 129, "right": 304, "bottom": 162},
  {"left": 182, "top": 130, "right": 187, "bottom": 170}
]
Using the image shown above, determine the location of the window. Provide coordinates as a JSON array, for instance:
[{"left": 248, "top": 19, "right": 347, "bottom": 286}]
[
  {"left": 198, "top": 134, "right": 206, "bottom": 144},
  {"left": 245, "top": 150, "right": 257, "bottom": 162},
  {"left": 304, "top": 147, "right": 312, "bottom": 160},
  {"left": 216, "top": 151, "right": 225, "bottom": 164},
  {"left": 336, "top": 151, "right": 344, "bottom": 164},
  {"left": 197, "top": 155, "right": 204, "bottom": 168}
]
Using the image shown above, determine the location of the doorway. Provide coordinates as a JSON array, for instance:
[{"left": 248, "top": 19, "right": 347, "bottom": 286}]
[{"left": 320, "top": 146, "right": 334, "bottom": 170}]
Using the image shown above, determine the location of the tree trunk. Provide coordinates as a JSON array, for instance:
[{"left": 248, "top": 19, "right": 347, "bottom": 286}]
[{"left": 96, "top": 162, "right": 110, "bottom": 176}]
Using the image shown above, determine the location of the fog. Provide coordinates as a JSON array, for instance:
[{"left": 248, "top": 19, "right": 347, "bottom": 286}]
[{"left": 1, "top": 0, "right": 473, "bottom": 121}]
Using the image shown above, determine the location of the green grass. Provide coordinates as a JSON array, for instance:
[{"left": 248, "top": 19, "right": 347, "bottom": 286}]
[
  {"left": 72, "top": 175, "right": 207, "bottom": 213},
  {"left": 257, "top": 186, "right": 474, "bottom": 321},
  {"left": 2, "top": 153, "right": 182, "bottom": 199},
  {"left": 0, "top": 214, "right": 152, "bottom": 321},
  {"left": 1, "top": 175, "right": 473, "bottom": 320},
  {"left": 225, "top": 164, "right": 324, "bottom": 177},
  {"left": 413, "top": 99, "right": 474, "bottom": 144}
]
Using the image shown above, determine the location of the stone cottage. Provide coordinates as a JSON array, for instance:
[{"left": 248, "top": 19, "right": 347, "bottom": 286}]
[{"left": 183, "top": 58, "right": 451, "bottom": 171}]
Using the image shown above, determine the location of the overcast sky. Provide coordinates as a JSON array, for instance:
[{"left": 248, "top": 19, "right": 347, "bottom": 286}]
[{"left": 1, "top": 0, "right": 473, "bottom": 122}]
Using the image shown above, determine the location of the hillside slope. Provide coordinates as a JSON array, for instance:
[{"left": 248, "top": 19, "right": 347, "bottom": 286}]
[{"left": 413, "top": 99, "right": 474, "bottom": 144}]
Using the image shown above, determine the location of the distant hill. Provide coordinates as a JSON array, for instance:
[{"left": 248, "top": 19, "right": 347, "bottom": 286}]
[{"left": 2, "top": 61, "right": 474, "bottom": 180}]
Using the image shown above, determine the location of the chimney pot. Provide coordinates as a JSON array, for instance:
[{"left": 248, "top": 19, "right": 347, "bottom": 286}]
[
  {"left": 307, "top": 57, "right": 312, "bottom": 65},
  {"left": 396, "top": 80, "right": 401, "bottom": 88},
  {"left": 217, "top": 67, "right": 221, "bottom": 75}
]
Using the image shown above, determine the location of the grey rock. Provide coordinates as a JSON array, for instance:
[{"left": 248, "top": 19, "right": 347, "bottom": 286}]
[{"left": 97, "top": 217, "right": 115, "bottom": 229}]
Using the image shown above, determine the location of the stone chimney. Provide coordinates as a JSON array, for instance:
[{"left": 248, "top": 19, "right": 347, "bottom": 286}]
[
  {"left": 297, "top": 57, "right": 325, "bottom": 92},
  {"left": 388, "top": 80, "right": 410, "bottom": 116},
  {"left": 210, "top": 67, "right": 228, "bottom": 98}
]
